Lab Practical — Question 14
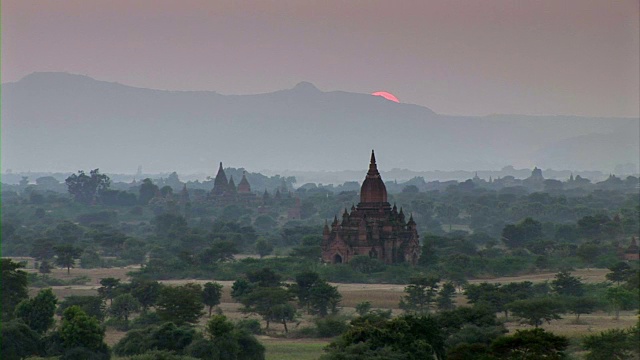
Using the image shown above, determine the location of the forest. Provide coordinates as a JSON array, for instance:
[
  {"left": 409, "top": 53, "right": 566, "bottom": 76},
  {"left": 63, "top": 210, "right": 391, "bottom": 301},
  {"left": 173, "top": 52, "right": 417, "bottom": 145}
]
[{"left": 1, "top": 167, "right": 639, "bottom": 359}]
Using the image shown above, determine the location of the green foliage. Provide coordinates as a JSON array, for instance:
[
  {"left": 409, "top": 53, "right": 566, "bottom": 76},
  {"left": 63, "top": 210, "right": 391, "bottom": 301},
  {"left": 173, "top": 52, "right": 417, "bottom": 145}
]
[
  {"left": 507, "top": 298, "right": 564, "bottom": 327},
  {"left": 399, "top": 275, "right": 439, "bottom": 314},
  {"left": 563, "top": 296, "right": 600, "bottom": 321},
  {"left": 65, "top": 169, "right": 111, "bottom": 205},
  {"left": 314, "top": 316, "right": 349, "bottom": 338},
  {"left": 606, "top": 261, "right": 635, "bottom": 285},
  {"left": 605, "top": 286, "right": 637, "bottom": 319},
  {"left": 126, "top": 350, "right": 199, "bottom": 360},
  {"left": 59, "top": 306, "right": 109, "bottom": 354},
  {"left": 130, "top": 279, "right": 163, "bottom": 311},
  {"left": 15, "top": 288, "right": 57, "bottom": 334},
  {"left": 348, "top": 255, "right": 386, "bottom": 274},
  {"left": 206, "top": 315, "right": 235, "bottom": 339},
  {"left": 57, "top": 295, "right": 106, "bottom": 321},
  {"left": 113, "top": 322, "right": 196, "bottom": 356},
  {"left": 238, "top": 286, "right": 293, "bottom": 329},
  {"left": 551, "top": 270, "right": 584, "bottom": 297},
  {"left": 53, "top": 244, "right": 83, "bottom": 274},
  {"left": 322, "top": 315, "right": 446, "bottom": 360},
  {"left": 490, "top": 328, "right": 569, "bottom": 359},
  {"left": 235, "top": 319, "right": 263, "bottom": 335},
  {"left": 1, "top": 259, "right": 29, "bottom": 321},
  {"left": 97, "top": 277, "right": 121, "bottom": 304},
  {"left": 202, "top": 281, "right": 224, "bottom": 316},
  {"left": 583, "top": 325, "right": 640, "bottom": 360},
  {"left": 156, "top": 283, "right": 204, "bottom": 325},
  {"left": 436, "top": 282, "right": 456, "bottom": 311},
  {"left": 255, "top": 238, "right": 274, "bottom": 258},
  {"left": 355, "top": 301, "right": 372, "bottom": 316},
  {"left": 0, "top": 320, "right": 42, "bottom": 360},
  {"left": 308, "top": 280, "right": 342, "bottom": 317},
  {"left": 501, "top": 217, "right": 543, "bottom": 249},
  {"left": 109, "top": 294, "right": 141, "bottom": 327}
]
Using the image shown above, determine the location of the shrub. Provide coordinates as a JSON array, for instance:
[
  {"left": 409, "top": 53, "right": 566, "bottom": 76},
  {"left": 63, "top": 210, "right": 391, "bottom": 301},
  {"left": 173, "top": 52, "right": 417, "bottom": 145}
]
[
  {"left": 236, "top": 319, "right": 263, "bottom": 335},
  {"left": 315, "top": 316, "right": 349, "bottom": 338}
]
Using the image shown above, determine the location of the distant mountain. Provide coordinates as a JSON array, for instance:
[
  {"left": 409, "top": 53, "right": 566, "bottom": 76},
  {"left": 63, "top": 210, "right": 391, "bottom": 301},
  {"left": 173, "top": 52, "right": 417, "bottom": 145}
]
[{"left": 2, "top": 72, "right": 638, "bottom": 174}]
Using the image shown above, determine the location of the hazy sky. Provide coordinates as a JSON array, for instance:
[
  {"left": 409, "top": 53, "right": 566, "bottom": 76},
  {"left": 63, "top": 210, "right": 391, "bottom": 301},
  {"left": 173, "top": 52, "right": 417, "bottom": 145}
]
[{"left": 2, "top": 0, "right": 639, "bottom": 117}]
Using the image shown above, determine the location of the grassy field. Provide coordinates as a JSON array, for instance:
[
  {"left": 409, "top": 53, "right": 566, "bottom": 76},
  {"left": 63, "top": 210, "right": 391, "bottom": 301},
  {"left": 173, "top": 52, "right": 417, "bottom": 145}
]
[{"left": 11, "top": 259, "right": 637, "bottom": 360}]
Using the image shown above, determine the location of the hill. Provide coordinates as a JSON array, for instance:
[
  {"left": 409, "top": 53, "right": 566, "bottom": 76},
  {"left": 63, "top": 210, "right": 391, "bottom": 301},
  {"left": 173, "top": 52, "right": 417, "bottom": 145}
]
[{"left": 2, "top": 72, "right": 638, "bottom": 173}]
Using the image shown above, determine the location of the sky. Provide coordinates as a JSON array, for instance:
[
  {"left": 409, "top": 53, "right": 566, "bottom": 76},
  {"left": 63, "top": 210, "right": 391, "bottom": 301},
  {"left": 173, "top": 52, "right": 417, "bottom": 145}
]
[{"left": 2, "top": 0, "right": 639, "bottom": 117}]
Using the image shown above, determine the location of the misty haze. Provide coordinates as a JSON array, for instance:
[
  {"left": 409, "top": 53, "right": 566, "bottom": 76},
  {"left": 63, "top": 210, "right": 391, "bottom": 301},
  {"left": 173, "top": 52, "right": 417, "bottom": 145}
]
[{"left": 2, "top": 1, "right": 639, "bottom": 360}]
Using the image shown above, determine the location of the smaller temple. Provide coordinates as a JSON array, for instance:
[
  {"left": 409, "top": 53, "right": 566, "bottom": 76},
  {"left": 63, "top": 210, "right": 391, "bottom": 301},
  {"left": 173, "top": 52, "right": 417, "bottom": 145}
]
[
  {"left": 621, "top": 237, "right": 639, "bottom": 261},
  {"left": 210, "top": 163, "right": 257, "bottom": 204}
]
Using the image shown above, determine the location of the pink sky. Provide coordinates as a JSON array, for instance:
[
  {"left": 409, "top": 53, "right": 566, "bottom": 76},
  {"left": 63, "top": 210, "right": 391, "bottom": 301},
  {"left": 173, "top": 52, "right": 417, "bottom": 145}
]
[{"left": 2, "top": 0, "right": 639, "bottom": 117}]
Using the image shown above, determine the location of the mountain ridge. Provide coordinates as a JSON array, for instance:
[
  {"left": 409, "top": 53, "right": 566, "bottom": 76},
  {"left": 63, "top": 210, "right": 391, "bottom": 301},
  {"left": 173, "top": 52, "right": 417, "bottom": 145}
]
[{"left": 2, "top": 72, "right": 638, "bottom": 173}]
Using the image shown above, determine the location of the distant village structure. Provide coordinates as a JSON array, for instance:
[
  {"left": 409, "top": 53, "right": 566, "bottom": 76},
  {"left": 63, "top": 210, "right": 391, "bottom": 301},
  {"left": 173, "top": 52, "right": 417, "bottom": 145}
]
[{"left": 322, "top": 151, "right": 421, "bottom": 265}]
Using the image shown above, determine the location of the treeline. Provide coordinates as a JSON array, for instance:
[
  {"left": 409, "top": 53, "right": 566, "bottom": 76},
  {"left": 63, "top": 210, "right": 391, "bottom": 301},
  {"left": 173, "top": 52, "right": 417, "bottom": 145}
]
[{"left": 3, "top": 258, "right": 638, "bottom": 359}]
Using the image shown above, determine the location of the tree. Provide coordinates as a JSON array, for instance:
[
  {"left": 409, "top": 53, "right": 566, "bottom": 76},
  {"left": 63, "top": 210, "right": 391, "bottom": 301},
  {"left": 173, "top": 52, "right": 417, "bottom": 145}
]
[
  {"left": 269, "top": 303, "right": 297, "bottom": 333},
  {"left": 292, "top": 271, "right": 321, "bottom": 311},
  {"left": 156, "top": 283, "right": 204, "bottom": 325},
  {"left": 255, "top": 238, "right": 274, "bottom": 258},
  {"left": 355, "top": 301, "right": 372, "bottom": 316},
  {"left": 551, "top": 270, "right": 584, "bottom": 297},
  {"left": 15, "top": 288, "right": 57, "bottom": 334},
  {"left": 501, "top": 217, "right": 543, "bottom": 248},
  {"left": 322, "top": 315, "right": 446, "bottom": 360},
  {"left": 605, "top": 286, "right": 635, "bottom": 320},
  {"left": 57, "top": 295, "right": 106, "bottom": 321},
  {"left": 130, "top": 279, "right": 162, "bottom": 312},
  {"left": 238, "top": 286, "right": 293, "bottom": 329},
  {"left": 399, "top": 276, "right": 440, "bottom": 314},
  {"left": 436, "top": 282, "right": 456, "bottom": 311},
  {"left": 577, "top": 243, "right": 601, "bottom": 268},
  {"left": 606, "top": 262, "right": 634, "bottom": 285},
  {"left": 200, "top": 240, "right": 239, "bottom": 263},
  {"left": 583, "top": 327, "right": 638, "bottom": 360},
  {"left": 109, "top": 294, "right": 141, "bottom": 329},
  {"left": 138, "top": 178, "right": 159, "bottom": 205},
  {"left": 1, "top": 320, "right": 41, "bottom": 360},
  {"left": 97, "top": 277, "right": 121, "bottom": 305},
  {"left": 53, "top": 244, "right": 83, "bottom": 274},
  {"left": 1, "top": 259, "right": 29, "bottom": 321},
  {"left": 205, "top": 314, "right": 235, "bottom": 339},
  {"left": 308, "top": 281, "right": 342, "bottom": 317},
  {"left": 203, "top": 282, "right": 223, "bottom": 316},
  {"left": 65, "top": 169, "right": 111, "bottom": 205},
  {"left": 437, "top": 204, "right": 460, "bottom": 231},
  {"left": 564, "top": 296, "right": 599, "bottom": 322},
  {"left": 490, "top": 328, "right": 569, "bottom": 360},
  {"left": 59, "top": 306, "right": 109, "bottom": 355},
  {"left": 508, "top": 298, "right": 564, "bottom": 327}
]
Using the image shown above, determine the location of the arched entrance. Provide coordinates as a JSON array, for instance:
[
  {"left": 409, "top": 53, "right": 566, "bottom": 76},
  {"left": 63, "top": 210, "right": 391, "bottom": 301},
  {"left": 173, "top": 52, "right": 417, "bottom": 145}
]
[{"left": 333, "top": 254, "right": 343, "bottom": 264}]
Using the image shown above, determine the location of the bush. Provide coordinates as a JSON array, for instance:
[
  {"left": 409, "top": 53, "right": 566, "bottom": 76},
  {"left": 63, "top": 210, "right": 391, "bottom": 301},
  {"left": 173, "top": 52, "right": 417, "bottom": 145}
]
[
  {"left": 236, "top": 319, "right": 263, "bottom": 335},
  {"left": 60, "top": 346, "right": 110, "bottom": 360},
  {"left": 349, "top": 256, "right": 386, "bottom": 274},
  {"left": 130, "top": 311, "right": 164, "bottom": 329},
  {"left": 315, "top": 316, "right": 349, "bottom": 338},
  {"left": 127, "top": 350, "right": 199, "bottom": 360}
]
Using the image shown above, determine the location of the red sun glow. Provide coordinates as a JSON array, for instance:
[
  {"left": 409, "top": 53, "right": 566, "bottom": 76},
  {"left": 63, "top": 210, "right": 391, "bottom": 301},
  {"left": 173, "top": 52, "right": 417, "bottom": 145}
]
[{"left": 371, "top": 91, "right": 400, "bottom": 103}]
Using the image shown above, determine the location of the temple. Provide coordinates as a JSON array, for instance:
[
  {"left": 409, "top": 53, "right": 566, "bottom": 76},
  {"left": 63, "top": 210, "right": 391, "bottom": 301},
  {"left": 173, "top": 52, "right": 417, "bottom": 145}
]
[
  {"left": 321, "top": 151, "right": 421, "bottom": 265},
  {"left": 210, "top": 163, "right": 256, "bottom": 204}
]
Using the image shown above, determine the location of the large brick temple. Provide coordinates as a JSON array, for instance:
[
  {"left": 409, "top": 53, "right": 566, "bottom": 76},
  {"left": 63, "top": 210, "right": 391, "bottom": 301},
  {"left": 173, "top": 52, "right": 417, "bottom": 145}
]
[{"left": 321, "top": 151, "right": 421, "bottom": 265}]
